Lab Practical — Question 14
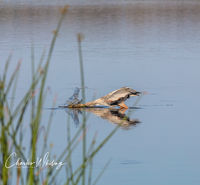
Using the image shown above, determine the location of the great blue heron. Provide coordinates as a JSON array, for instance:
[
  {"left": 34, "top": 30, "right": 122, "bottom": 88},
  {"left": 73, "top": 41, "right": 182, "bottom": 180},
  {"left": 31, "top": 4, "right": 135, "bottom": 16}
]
[{"left": 65, "top": 87, "right": 141, "bottom": 109}]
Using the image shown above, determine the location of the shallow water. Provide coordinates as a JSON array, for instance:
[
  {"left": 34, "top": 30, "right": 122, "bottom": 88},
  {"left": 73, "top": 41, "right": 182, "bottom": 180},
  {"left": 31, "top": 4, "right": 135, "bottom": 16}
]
[{"left": 1, "top": 1, "right": 200, "bottom": 185}]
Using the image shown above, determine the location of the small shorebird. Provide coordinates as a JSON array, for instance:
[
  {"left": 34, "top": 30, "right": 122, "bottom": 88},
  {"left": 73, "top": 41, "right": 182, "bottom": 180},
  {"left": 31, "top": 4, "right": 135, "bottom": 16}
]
[{"left": 66, "top": 87, "right": 141, "bottom": 109}]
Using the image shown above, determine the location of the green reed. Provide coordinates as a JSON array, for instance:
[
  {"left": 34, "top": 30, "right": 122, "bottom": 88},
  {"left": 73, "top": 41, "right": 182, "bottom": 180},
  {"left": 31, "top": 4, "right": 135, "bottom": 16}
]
[
  {"left": 0, "top": 4, "right": 143, "bottom": 185},
  {"left": 77, "top": 33, "right": 87, "bottom": 185}
]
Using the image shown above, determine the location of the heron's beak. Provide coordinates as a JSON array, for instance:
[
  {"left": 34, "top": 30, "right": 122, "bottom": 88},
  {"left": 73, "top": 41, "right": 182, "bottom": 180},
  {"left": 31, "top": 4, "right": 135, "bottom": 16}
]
[{"left": 131, "top": 92, "right": 141, "bottom": 96}]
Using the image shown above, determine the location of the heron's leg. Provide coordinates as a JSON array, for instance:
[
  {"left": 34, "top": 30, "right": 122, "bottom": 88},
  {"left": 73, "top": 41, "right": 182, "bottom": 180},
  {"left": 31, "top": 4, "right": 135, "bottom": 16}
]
[{"left": 118, "top": 102, "right": 128, "bottom": 109}]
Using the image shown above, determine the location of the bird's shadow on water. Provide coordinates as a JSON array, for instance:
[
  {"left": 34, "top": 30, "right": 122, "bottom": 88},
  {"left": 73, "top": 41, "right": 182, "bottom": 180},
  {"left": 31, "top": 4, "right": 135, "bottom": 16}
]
[{"left": 62, "top": 107, "right": 141, "bottom": 129}]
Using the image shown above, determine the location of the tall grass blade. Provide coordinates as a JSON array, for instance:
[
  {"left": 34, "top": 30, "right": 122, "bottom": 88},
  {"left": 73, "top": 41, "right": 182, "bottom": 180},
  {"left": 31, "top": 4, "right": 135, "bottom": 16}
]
[{"left": 77, "top": 33, "right": 87, "bottom": 185}]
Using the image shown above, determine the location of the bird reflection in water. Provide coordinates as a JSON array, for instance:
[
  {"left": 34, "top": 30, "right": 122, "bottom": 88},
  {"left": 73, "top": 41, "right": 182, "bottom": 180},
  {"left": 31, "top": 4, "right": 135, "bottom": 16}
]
[{"left": 65, "top": 108, "right": 140, "bottom": 129}]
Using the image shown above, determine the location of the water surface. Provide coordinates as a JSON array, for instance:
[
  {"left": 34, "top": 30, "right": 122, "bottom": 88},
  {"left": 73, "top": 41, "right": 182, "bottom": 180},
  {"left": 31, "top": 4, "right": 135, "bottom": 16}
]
[{"left": 0, "top": 1, "right": 200, "bottom": 185}]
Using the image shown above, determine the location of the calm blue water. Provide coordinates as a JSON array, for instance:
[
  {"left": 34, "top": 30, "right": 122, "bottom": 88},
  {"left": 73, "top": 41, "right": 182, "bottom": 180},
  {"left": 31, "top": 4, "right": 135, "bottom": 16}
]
[{"left": 0, "top": 1, "right": 200, "bottom": 185}]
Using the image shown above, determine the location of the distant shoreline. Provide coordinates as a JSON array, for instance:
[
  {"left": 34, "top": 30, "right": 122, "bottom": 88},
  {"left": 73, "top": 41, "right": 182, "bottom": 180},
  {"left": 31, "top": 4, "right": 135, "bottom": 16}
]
[
  {"left": 1, "top": 0, "right": 200, "bottom": 10},
  {"left": 0, "top": 0, "right": 200, "bottom": 13}
]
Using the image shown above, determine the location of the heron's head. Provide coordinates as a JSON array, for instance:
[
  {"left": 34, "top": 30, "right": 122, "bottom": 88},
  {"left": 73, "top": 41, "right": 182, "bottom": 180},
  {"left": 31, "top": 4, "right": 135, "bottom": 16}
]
[{"left": 121, "top": 87, "right": 141, "bottom": 96}]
